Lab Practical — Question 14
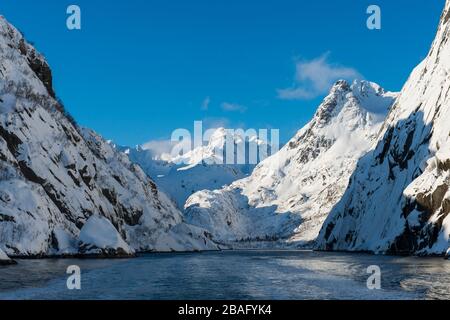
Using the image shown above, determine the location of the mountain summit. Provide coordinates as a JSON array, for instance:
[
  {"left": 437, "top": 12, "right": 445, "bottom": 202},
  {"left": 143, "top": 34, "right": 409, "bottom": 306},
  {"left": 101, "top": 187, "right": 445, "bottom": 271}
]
[
  {"left": 122, "top": 127, "right": 271, "bottom": 208},
  {"left": 185, "top": 80, "right": 397, "bottom": 246},
  {"left": 316, "top": 0, "right": 450, "bottom": 256}
]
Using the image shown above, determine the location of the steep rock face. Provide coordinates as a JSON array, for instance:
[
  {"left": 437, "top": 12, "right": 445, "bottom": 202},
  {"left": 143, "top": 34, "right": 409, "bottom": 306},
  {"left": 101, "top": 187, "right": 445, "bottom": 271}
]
[
  {"left": 122, "top": 128, "right": 270, "bottom": 208},
  {"left": 316, "top": 1, "right": 450, "bottom": 256},
  {"left": 185, "top": 80, "right": 396, "bottom": 246},
  {"left": 0, "top": 16, "right": 218, "bottom": 257}
]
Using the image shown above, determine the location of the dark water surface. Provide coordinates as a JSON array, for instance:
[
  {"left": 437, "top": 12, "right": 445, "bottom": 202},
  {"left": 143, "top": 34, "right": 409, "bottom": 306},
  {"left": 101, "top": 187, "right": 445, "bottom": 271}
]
[{"left": 0, "top": 250, "right": 448, "bottom": 300}]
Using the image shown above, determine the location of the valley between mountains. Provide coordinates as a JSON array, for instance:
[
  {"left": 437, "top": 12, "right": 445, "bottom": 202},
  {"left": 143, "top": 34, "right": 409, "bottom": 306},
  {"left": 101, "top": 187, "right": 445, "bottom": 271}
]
[{"left": 1, "top": 0, "right": 450, "bottom": 263}]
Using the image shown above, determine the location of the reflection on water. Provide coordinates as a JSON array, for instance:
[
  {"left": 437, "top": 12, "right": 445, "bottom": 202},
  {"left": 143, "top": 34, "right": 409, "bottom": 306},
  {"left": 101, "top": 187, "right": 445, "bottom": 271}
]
[{"left": 0, "top": 250, "right": 448, "bottom": 300}]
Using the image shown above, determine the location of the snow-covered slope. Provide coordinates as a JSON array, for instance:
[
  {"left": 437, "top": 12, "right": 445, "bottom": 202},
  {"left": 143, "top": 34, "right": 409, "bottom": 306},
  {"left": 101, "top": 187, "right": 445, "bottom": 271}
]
[
  {"left": 78, "top": 215, "right": 134, "bottom": 257},
  {"left": 316, "top": 1, "right": 450, "bottom": 256},
  {"left": 122, "top": 128, "right": 269, "bottom": 208},
  {"left": 0, "top": 16, "right": 218, "bottom": 258},
  {"left": 185, "top": 80, "right": 397, "bottom": 247}
]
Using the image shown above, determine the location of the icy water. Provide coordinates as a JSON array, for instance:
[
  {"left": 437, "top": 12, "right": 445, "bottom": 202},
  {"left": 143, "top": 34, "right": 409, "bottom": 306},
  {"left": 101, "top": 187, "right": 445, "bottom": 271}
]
[{"left": 0, "top": 250, "right": 449, "bottom": 300}]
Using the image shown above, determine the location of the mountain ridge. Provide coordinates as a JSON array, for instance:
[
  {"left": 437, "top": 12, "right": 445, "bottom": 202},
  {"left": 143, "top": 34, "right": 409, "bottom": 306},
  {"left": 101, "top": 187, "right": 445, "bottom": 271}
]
[
  {"left": 316, "top": 0, "right": 450, "bottom": 256},
  {"left": 184, "top": 79, "right": 397, "bottom": 247},
  {"left": 120, "top": 127, "right": 272, "bottom": 208},
  {"left": 0, "top": 15, "right": 219, "bottom": 259}
]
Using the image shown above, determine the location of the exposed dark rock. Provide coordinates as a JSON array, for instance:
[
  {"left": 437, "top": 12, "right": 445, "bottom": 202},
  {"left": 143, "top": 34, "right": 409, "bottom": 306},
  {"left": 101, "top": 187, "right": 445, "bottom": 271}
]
[
  {"left": 0, "top": 213, "right": 15, "bottom": 223},
  {"left": 0, "top": 126, "right": 23, "bottom": 157},
  {"left": 0, "top": 258, "right": 17, "bottom": 266},
  {"left": 18, "top": 161, "right": 46, "bottom": 184}
]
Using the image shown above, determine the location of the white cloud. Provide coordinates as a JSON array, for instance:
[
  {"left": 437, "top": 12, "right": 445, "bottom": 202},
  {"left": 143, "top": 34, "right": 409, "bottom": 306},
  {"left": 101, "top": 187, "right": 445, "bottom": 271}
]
[
  {"left": 277, "top": 87, "right": 315, "bottom": 100},
  {"left": 221, "top": 102, "right": 247, "bottom": 113},
  {"left": 140, "top": 117, "right": 249, "bottom": 160},
  {"left": 140, "top": 118, "right": 231, "bottom": 157},
  {"left": 141, "top": 139, "right": 177, "bottom": 159},
  {"left": 201, "top": 96, "right": 211, "bottom": 110},
  {"left": 278, "top": 53, "right": 362, "bottom": 100}
]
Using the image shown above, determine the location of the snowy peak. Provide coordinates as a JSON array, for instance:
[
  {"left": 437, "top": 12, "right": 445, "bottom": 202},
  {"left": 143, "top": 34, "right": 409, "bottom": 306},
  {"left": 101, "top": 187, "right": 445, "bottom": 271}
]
[
  {"left": 121, "top": 127, "right": 270, "bottom": 170},
  {"left": 316, "top": 1, "right": 450, "bottom": 256},
  {"left": 208, "top": 127, "right": 228, "bottom": 146},
  {"left": 171, "top": 127, "right": 270, "bottom": 167},
  {"left": 122, "top": 126, "right": 271, "bottom": 209},
  {"left": 185, "top": 79, "right": 396, "bottom": 247},
  {"left": 287, "top": 80, "right": 396, "bottom": 160},
  {"left": 350, "top": 80, "right": 397, "bottom": 114},
  {"left": 311, "top": 80, "right": 395, "bottom": 130},
  {"left": 312, "top": 80, "right": 351, "bottom": 126}
]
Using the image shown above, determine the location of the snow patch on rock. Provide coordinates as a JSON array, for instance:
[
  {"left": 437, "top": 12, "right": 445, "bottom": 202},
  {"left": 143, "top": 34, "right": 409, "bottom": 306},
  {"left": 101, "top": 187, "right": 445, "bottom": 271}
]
[{"left": 79, "top": 215, "right": 134, "bottom": 256}]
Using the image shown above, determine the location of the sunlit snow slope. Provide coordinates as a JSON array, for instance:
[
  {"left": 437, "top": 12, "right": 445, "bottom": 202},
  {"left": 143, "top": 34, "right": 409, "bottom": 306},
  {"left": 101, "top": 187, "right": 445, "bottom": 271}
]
[
  {"left": 316, "top": 1, "right": 450, "bottom": 256},
  {"left": 185, "top": 80, "right": 396, "bottom": 247}
]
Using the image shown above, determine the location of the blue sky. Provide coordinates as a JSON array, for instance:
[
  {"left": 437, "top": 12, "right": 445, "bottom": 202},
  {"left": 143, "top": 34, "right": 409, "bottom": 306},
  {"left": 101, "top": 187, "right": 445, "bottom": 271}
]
[{"left": 0, "top": 0, "right": 445, "bottom": 146}]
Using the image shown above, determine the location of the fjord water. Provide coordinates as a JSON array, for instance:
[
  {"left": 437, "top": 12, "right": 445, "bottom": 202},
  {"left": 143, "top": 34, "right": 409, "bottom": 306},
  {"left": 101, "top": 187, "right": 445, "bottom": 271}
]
[{"left": 0, "top": 250, "right": 449, "bottom": 300}]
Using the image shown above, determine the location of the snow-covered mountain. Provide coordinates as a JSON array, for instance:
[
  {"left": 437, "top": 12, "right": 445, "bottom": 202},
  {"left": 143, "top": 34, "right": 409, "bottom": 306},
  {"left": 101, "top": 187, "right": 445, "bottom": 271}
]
[
  {"left": 185, "top": 80, "right": 397, "bottom": 247},
  {"left": 316, "top": 1, "right": 450, "bottom": 256},
  {"left": 0, "top": 16, "right": 219, "bottom": 260},
  {"left": 122, "top": 127, "right": 271, "bottom": 208}
]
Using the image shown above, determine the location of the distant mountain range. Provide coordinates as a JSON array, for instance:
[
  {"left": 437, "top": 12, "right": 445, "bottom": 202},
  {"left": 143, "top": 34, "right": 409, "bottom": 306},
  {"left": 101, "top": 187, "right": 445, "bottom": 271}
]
[{"left": 118, "top": 127, "right": 272, "bottom": 208}]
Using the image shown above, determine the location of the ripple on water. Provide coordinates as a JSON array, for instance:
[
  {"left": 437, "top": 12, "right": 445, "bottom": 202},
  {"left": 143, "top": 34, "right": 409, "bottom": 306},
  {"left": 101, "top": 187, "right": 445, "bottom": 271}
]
[{"left": 0, "top": 251, "right": 448, "bottom": 300}]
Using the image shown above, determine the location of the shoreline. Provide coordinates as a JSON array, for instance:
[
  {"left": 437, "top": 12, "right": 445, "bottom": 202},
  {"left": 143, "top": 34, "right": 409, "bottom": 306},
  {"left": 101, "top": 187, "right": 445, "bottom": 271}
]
[{"left": 1, "top": 247, "right": 448, "bottom": 264}]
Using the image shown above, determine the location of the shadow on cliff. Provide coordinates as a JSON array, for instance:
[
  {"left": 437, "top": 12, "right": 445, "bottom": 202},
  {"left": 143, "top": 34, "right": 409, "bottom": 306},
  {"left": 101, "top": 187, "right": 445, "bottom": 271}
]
[
  {"left": 317, "top": 109, "right": 441, "bottom": 255},
  {"left": 185, "top": 187, "right": 302, "bottom": 245}
]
